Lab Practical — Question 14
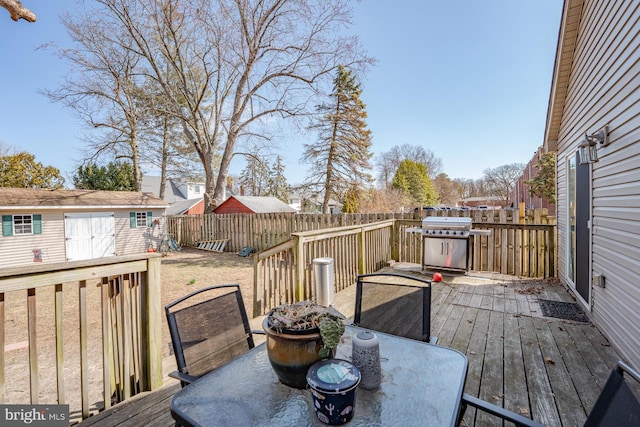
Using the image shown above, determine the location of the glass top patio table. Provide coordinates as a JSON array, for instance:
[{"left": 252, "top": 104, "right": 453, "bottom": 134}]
[{"left": 170, "top": 325, "right": 468, "bottom": 427}]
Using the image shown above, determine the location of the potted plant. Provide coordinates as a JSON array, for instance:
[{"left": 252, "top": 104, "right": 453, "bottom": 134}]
[{"left": 263, "top": 300, "right": 346, "bottom": 389}]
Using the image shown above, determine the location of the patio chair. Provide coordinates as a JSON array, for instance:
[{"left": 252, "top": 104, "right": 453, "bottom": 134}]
[
  {"left": 583, "top": 360, "right": 640, "bottom": 426},
  {"left": 165, "top": 284, "right": 262, "bottom": 387},
  {"left": 353, "top": 272, "right": 437, "bottom": 344},
  {"left": 457, "top": 360, "right": 640, "bottom": 427}
]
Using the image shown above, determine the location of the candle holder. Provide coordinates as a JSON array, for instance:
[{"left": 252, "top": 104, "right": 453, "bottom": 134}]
[{"left": 351, "top": 331, "right": 382, "bottom": 389}]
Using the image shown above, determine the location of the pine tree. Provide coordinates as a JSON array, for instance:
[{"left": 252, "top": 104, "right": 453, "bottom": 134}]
[
  {"left": 301, "top": 66, "right": 373, "bottom": 214},
  {"left": 269, "top": 156, "right": 290, "bottom": 203},
  {"left": 239, "top": 155, "right": 270, "bottom": 196}
]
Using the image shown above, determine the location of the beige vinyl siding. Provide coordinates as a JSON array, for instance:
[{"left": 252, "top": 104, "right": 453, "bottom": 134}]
[
  {"left": 555, "top": 0, "right": 640, "bottom": 369},
  {"left": 115, "top": 210, "right": 165, "bottom": 255},
  {"left": 555, "top": 155, "right": 569, "bottom": 288},
  {"left": 0, "top": 208, "right": 167, "bottom": 268},
  {"left": 0, "top": 211, "right": 67, "bottom": 268}
]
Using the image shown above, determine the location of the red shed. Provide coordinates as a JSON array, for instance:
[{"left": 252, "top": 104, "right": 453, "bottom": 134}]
[{"left": 213, "top": 196, "right": 296, "bottom": 214}]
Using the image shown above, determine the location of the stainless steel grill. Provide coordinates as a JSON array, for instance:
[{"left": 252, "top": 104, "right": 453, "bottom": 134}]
[
  {"left": 421, "top": 217, "right": 472, "bottom": 238},
  {"left": 408, "top": 216, "right": 490, "bottom": 272}
]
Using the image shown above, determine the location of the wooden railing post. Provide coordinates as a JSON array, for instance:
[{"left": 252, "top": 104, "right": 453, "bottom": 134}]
[
  {"left": 0, "top": 293, "right": 3, "bottom": 403},
  {"left": 293, "top": 234, "right": 305, "bottom": 301},
  {"left": 27, "top": 288, "right": 38, "bottom": 404},
  {"left": 358, "top": 225, "right": 365, "bottom": 275},
  {"left": 391, "top": 219, "right": 399, "bottom": 262},
  {"left": 145, "top": 257, "right": 163, "bottom": 390}
]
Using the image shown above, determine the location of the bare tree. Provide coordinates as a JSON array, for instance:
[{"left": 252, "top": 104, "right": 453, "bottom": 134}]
[
  {"left": 88, "top": 0, "right": 371, "bottom": 212},
  {"left": 452, "top": 178, "right": 474, "bottom": 200},
  {"left": 483, "top": 163, "right": 525, "bottom": 203},
  {"left": 1, "top": 0, "right": 35, "bottom": 22},
  {"left": 376, "top": 144, "right": 443, "bottom": 188},
  {"left": 359, "top": 187, "right": 412, "bottom": 213},
  {"left": 432, "top": 173, "right": 459, "bottom": 206},
  {"left": 44, "top": 9, "right": 149, "bottom": 190}
]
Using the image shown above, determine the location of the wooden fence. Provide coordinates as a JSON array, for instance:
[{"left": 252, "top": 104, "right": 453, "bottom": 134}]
[
  {"left": 252, "top": 217, "right": 555, "bottom": 317},
  {"left": 394, "top": 220, "right": 556, "bottom": 278},
  {"left": 0, "top": 255, "right": 163, "bottom": 424},
  {"left": 165, "top": 208, "right": 555, "bottom": 253}
]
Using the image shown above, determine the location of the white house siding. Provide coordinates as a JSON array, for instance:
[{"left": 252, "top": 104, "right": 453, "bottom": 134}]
[
  {"left": 0, "top": 210, "right": 67, "bottom": 268},
  {"left": 554, "top": 1, "right": 640, "bottom": 369}
]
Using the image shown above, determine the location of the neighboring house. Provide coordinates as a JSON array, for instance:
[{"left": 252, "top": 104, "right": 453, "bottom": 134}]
[
  {"left": 166, "top": 198, "right": 204, "bottom": 216},
  {"left": 287, "top": 193, "right": 303, "bottom": 212},
  {"left": 543, "top": 0, "right": 640, "bottom": 369},
  {"left": 509, "top": 147, "right": 556, "bottom": 214},
  {"left": 142, "top": 175, "right": 206, "bottom": 203},
  {"left": 213, "top": 196, "right": 297, "bottom": 214},
  {"left": 0, "top": 188, "right": 168, "bottom": 267},
  {"left": 288, "top": 192, "right": 343, "bottom": 214}
]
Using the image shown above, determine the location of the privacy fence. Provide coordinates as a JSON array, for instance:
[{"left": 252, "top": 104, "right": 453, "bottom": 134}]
[{"left": 165, "top": 208, "right": 555, "bottom": 253}]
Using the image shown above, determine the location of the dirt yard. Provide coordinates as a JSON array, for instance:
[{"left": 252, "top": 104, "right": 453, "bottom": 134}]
[{"left": 159, "top": 248, "right": 256, "bottom": 357}]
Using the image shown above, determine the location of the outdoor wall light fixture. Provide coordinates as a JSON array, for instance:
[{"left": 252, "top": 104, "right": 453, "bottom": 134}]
[{"left": 578, "top": 125, "right": 610, "bottom": 165}]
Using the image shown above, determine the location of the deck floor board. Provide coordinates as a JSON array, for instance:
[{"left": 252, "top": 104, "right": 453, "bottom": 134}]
[{"left": 77, "top": 267, "right": 627, "bottom": 427}]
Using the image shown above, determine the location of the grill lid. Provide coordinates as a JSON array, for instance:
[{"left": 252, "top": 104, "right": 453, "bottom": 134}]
[{"left": 421, "top": 216, "right": 472, "bottom": 230}]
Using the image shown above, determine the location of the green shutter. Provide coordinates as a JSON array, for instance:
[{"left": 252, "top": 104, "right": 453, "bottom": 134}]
[
  {"left": 32, "top": 214, "right": 42, "bottom": 235},
  {"left": 2, "top": 215, "right": 12, "bottom": 236},
  {"left": 130, "top": 212, "right": 136, "bottom": 228},
  {"left": 146, "top": 212, "right": 153, "bottom": 227}
]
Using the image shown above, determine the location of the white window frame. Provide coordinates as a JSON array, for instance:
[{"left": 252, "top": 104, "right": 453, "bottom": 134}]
[
  {"left": 136, "top": 212, "right": 148, "bottom": 228},
  {"left": 13, "top": 214, "right": 33, "bottom": 235}
]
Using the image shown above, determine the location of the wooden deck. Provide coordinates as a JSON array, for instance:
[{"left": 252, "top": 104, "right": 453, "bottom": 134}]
[{"left": 77, "top": 266, "right": 623, "bottom": 427}]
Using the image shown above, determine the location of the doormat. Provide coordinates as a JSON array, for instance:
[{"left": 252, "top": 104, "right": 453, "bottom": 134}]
[{"left": 539, "top": 299, "right": 590, "bottom": 323}]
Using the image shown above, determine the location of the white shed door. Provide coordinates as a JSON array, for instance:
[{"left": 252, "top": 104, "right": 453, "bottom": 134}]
[{"left": 65, "top": 213, "right": 116, "bottom": 261}]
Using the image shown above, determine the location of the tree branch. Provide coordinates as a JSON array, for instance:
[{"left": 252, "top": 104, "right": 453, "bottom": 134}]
[{"left": 0, "top": 0, "right": 36, "bottom": 22}]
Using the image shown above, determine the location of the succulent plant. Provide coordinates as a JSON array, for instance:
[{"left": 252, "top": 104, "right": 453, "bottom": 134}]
[{"left": 268, "top": 300, "right": 346, "bottom": 358}]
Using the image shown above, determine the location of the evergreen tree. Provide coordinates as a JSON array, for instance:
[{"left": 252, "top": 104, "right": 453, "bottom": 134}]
[
  {"left": 342, "top": 185, "right": 361, "bottom": 213},
  {"left": 269, "top": 156, "right": 289, "bottom": 203},
  {"left": 239, "top": 155, "right": 270, "bottom": 196},
  {"left": 525, "top": 152, "right": 556, "bottom": 204},
  {"left": 392, "top": 159, "right": 438, "bottom": 206},
  {"left": 301, "top": 65, "right": 373, "bottom": 214},
  {"left": 73, "top": 161, "right": 136, "bottom": 191}
]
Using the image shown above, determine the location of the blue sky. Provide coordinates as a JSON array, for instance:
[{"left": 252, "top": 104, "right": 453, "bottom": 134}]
[{"left": 0, "top": 1, "right": 563, "bottom": 186}]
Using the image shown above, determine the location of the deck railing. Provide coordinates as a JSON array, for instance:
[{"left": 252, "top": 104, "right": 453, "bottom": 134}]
[
  {"left": 0, "top": 254, "right": 163, "bottom": 423},
  {"left": 254, "top": 218, "right": 556, "bottom": 316},
  {"left": 253, "top": 221, "right": 394, "bottom": 316}
]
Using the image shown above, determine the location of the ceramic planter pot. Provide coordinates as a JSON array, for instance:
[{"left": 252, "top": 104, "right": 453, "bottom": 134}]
[{"left": 262, "top": 317, "right": 325, "bottom": 389}]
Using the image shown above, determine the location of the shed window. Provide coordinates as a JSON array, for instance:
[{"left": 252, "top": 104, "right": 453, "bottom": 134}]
[
  {"left": 129, "top": 211, "right": 153, "bottom": 228},
  {"left": 2, "top": 214, "right": 42, "bottom": 236}
]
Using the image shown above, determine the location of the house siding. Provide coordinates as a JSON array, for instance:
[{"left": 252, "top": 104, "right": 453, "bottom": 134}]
[
  {"left": 115, "top": 209, "right": 165, "bottom": 256},
  {"left": 553, "top": 0, "right": 640, "bottom": 369},
  {"left": 0, "top": 210, "right": 66, "bottom": 268},
  {"left": 0, "top": 208, "right": 166, "bottom": 267},
  {"left": 214, "top": 198, "right": 254, "bottom": 214}
]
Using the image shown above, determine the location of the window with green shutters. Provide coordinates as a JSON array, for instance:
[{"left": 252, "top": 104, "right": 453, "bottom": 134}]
[
  {"left": 2, "top": 214, "right": 42, "bottom": 236},
  {"left": 130, "top": 211, "right": 153, "bottom": 228}
]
